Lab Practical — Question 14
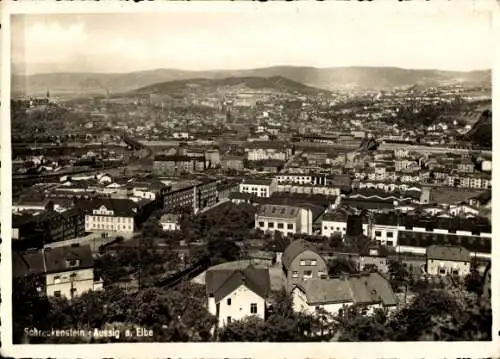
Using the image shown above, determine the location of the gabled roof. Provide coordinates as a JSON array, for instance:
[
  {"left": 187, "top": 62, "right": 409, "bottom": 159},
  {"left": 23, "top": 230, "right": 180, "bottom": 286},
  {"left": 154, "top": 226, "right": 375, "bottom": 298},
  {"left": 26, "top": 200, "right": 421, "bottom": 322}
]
[
  {"left": 205, "top": 264, "right": 270, "bottom": 303},
  {"left": 426, "top": 245, "right": 471, "bottom": 262},
  {"left": 44, "top": 245, "right": 94, "bottom": 273},
  {"left": 295, "top": 272, "right": 397, "bottom": 307},
  {"left": 282, "top": 239, "right": 320, "bottom": 270},
  {"left": 75, "top": 198, "right": 138, "bottom": 217}
]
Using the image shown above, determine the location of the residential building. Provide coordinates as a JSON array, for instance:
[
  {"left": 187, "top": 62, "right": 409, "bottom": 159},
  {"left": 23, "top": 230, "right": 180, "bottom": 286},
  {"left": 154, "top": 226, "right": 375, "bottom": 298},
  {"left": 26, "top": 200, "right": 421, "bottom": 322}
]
[
  {"left": 426, "top": 245, "right": 471, "bottom": 277},
  {"left": 160, "top": 213, "right": 181, "bottom": 231},
  {"left": 281, "top": 240, "right": 328, "bottom": 292},
  {"left": 152, "top": 155, "right": 206, "bottom": 176},
  {"left": 255, "top": 204, "right": 313, "bottom": 236},
  {"left": 246, "top": 141, "right": 291, "bottom": 161},
  {"left": 12, "top": 244, "right": 103, "bottom": 299},
  {"left": 359, "top": 248, "right": 389, "bottom": 273},
  {"left": 163, "top": 179, "right": 218, "bottom": 214},
  {"left": 76, "top": 198, "right": 138, "bottom": 234},
  {"left": 291, "top": 273, "right": 397, "bottom": 317},
  {"left": 240, "top": 178, "right": 277, "bottom": 198},
  {"left": 205, "top": 264, "right": 270, "bottom": 328}
]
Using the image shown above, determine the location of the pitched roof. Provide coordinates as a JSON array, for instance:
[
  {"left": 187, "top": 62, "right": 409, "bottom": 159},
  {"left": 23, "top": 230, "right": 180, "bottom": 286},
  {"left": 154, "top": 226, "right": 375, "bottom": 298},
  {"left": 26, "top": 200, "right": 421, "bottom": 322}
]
[
  {"left": 257, "top": 204, "right": 301, "bottom": 219},
  {"left": 75, "top": 198, "right": 138, "bottom": 217},
  {"left": 205, "top": 264, "right": 270, "bottom": 302},
  {"left": 282, "top": 239, "right": 320, "bottom": 270},
  {"left": 44, "top": 244, "right": 94, "bottom": 273},
  {"left": 296, "top": 272, "right": 397, "bottom": 307},
  {"left": 426, "top": 245, "right": 471, "bottom": 262}
]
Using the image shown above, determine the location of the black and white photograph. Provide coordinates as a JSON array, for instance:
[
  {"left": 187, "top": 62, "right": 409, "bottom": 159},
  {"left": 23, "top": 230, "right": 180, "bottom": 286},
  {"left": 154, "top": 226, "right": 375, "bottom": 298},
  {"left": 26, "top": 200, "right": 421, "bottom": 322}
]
[{"left": 1, "top": 1, "right": 498, "bottom": 357}]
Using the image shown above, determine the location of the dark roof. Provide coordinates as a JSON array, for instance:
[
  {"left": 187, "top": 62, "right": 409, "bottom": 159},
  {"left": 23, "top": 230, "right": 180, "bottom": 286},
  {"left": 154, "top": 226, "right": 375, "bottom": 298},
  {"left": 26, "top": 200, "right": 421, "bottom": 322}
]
[
  {"left": 429, "top": 187, "right": 484, "bottom": 205},
  {"left": 295, "top": 272, "right": 396, "bottom": 306},
  {"left": 241, "top": 178, "right": 274, "bottom": 186},
  {"left": 247, "top": 140, "right": 288, "bottom": 149},
  {"left": 205, "top": 264, "right": 270, "bottom": 302},
  {"left": 257, "top": 204, "right": 300, "bottom": 219},
  {"left": 44, "top": 245, "right": 94, "bottom": 273},
  {"left": 13, "top": 244, "right": 94, "bottom": 277},
  {"left": 426, "top": 245, "right": 471, "bottom": 262},
  {"left": 75, "top": 198, "right": 138, "bottom": 217},
  {"left": 282, "top": 239, "right": 320, "bottom": 270},
  {"left": 12, "top": 250, "right": 45, "bottom": 278},
  {"left": 322, "top": 208, "right": 350, "bottom": 222},
  {"left": 342, "top": 197, "right": 395, "bottom": 211}
]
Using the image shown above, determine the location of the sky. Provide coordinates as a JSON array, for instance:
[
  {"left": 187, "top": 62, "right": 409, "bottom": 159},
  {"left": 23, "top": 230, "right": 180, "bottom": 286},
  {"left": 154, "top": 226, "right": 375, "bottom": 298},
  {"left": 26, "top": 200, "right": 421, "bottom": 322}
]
[{"left": 11, "top": 7, "right": 494, "bottom": 75}]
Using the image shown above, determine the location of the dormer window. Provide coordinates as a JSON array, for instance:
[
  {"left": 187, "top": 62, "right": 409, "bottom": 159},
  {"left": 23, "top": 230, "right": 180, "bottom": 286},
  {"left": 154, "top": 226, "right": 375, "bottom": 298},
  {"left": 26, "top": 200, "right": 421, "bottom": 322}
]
[{"left": 67, "top": 259, "right": 80, "bottom": 268}]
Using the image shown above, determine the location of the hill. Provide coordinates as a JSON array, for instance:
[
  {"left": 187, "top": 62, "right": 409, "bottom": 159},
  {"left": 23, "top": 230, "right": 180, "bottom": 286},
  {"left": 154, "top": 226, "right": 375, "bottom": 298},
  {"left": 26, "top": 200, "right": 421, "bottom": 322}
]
[
  {"left": 12, "top": 66, "right": 491, "bottom": 97},
  {"left": 461, "top": 109, "right": 492, "bottom": 148},
  {"left": 132, "top": 76, "right": 330, "bottom": 96}
]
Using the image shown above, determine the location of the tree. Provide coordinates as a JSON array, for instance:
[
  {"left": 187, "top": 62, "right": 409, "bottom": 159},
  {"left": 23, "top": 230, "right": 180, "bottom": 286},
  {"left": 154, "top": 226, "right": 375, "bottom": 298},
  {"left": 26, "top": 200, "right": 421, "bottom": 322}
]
[
  {"left": 388, "top": 259, "right": 410, "bottom": 292},
  {"left": 338, "top": 316, "right": 393, "bottom": 342},
  {"left": 464, "top": 267, "right": 483, "bottom": 296},
  {"left": 388, "top": 289, "right": 461, "bottom": 341},
  {"left": 327, "top": 257, "right": 358, "bottom": 276},
  {"left": 362, "top": 264, "right": 379, "bottom": 273}
]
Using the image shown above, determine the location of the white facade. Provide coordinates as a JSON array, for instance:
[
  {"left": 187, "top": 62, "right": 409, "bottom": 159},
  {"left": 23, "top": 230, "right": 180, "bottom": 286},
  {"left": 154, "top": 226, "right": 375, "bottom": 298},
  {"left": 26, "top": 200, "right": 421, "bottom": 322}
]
[
  {"left": 247, "top": 148, "right": 288, "bottom": 161},
  {"left": 427, "top": 259, "right": 471, "bottom": 277},
  {"left": 132, "top": 187, "right": 157, "bottom": 200},
  {"left": 371, "top": 224, "right": 399, "bottom": 246},
  {"left": 85, "top": 205, "right": 134, "bottom": 233},
  {"left": 321, "top": 219, "right": 347, "bottom": 238},
  {"left": 291, "top": 287, "right": 381, "bottom": 317},
  {"left": 255, "top": 208, "right": 313, "bottom": 236},
  {"left": 239, "top": 180, "right": 276, "bottom": 198},
  {"left": 161, "top": 221, "right": 180, "bottom": 231},
  {"left": 208, "top": 284, "right": 266, "bottom": 328},
  {"left": 46, "top": 267, "right": 103, "bottom": 298}
]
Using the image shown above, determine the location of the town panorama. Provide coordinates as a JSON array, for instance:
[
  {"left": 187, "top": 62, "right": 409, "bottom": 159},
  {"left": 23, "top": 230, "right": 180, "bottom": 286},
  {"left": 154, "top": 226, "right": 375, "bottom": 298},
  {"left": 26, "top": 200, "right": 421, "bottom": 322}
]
[{"left": 10, "top": 14, "right": 492, "bottom": 343}]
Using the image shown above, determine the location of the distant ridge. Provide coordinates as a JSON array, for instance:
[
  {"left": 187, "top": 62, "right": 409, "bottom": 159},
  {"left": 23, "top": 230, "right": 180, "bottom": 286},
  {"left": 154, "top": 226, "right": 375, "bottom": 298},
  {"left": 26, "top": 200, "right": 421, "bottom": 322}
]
[
  {"left": 132, "top": 75, "right": 330, "bottom": 96},
  {"left": 12, "top": 66, "right": 492, "bottom": 96}
]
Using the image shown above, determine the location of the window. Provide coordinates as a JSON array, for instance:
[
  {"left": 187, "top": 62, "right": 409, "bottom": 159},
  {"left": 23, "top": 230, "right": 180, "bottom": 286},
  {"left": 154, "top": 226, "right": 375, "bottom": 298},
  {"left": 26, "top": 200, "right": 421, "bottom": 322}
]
[
  {"left": 387, "top": 241, "right": 394, "bottom": 247},
  {"left": 387, "top": 232, "right": 393, "bottom": 238},
  {"left": 227, "top": 316, "right": 232, "bottom": 324},
  {"left": 439, "top": 269, "right": 446, "bottom": 275},
  {"left": 287, "top": 224, "right": 293, "bottom": 230},
  {"left": 375, "top": 231, "right": 382, "bottom": 237},
  {"left": 54, "top": 275, "right": 61, "bottom": 283},
  {"left": 304, "top": 271, "right": 313, "bottom": 279},
  {"left": 68, "top": 260, "right": 79, "bottom": 267},
  {"left": 70, "top": 273, "right": 77, "bottom": 278},
  {"left": 292, "top": 271, "right": 299, "bottom": 278},
  {"left": 258, "top": 221, "right": 264, "bottom": 228},
  {"left": 300, "top": 260, "right": 306, "bottom": 266},
  {"left": 277, "top": 223, "right": 284, "bottom": 229},
  {"left": 318, "top": 271, "right": 327, "bottom": 278},
  {"left": 250, "top": 303, "right": 257, "bottom": 314},
  {"left": 311, "top": 260, "right": 317, "bottom": 266},
  {"left": 54, "top": 291, "right": 61, "bottom": 297},
  {"left": 227, "top": 298, "right": 232, "bottom": 306},
  {"left": 452, "top": 270, "right": 459, "bottom": 276},
  {"left": 268, "top": 222, "right": 274, "bottom": 229}
]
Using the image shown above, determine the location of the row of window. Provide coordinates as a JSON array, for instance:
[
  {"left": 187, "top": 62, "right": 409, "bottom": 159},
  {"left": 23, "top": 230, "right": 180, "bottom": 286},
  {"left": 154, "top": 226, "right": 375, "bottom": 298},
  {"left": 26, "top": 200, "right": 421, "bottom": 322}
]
[
  {"left": 53, "top": 288, "right": 77, "bottom": 298},
  {"left": 291, "top": 270, "right": 326, "bottom": 279},
  {"left": 299, "top": 259, "right": 317, "bottom": 266},
  {"left": 53, "top": 272, "right": 78, "bottom": 283},
  {"left": 88, "top": 223, "right": 132, "bottom": 231},
  {"left": 257, "top": 221, "right": 294, "bottom": 230},
  {"left": 89, "top": 216, "right": 132, "bottom": 223}
]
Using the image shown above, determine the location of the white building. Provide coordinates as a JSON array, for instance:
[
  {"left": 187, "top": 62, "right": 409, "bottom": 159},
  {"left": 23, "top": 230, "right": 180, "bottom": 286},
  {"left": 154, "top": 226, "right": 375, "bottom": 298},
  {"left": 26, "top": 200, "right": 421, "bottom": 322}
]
[
  {"left": 13, "top": 245, "right": 103, "bottom": 299},
  {"left": 205, "top": 265, "right": 270, "bottom": 328},
  {"left": 255, "top": 204, "right": 313, "bottom": 236},
  {"left": 160, "top": 213, "right": 181, "bottom": 231},
  {"left": 82, "top": 199, "right": 137, "bottom": 234},
  {"left": 426, "top": 245, "right": 471, "bottom": 277},
  {"left": 239, "top": 178, "right": 277, "bottom": 198},
  {"left": 292, "top": 273, "right": 397, "bottom": 317}
]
